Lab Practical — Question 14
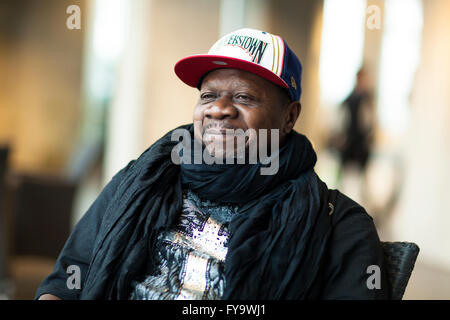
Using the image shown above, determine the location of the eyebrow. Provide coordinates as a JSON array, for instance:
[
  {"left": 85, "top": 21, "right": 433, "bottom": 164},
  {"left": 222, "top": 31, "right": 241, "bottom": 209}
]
[{"left": 200, "top": 81, "right": 259, "bottom": 93}]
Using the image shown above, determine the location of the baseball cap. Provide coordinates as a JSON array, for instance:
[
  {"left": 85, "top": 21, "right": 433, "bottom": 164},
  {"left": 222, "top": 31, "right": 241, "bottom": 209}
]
[{"left": 174, "top": 28, "right": 303, "bottom": 101}]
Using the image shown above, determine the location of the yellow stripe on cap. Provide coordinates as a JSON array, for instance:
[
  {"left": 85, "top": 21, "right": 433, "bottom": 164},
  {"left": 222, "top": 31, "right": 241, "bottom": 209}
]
[
  {"left": 269, "top": 34, "right": 276, "bottom": 73},
  {"left": 275, "top": 35, "right": 281, "bottom": 75}
]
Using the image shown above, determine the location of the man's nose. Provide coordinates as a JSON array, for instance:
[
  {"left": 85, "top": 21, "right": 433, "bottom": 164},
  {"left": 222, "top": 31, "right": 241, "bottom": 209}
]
[{"left": 204, "top": 95, "right": 238, "bottom": 119}]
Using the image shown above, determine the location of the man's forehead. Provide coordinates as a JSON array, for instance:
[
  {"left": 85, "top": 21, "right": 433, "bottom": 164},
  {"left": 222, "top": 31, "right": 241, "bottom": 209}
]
[{"left": 200, "top": 68, "right": 272, "bottom": 90}]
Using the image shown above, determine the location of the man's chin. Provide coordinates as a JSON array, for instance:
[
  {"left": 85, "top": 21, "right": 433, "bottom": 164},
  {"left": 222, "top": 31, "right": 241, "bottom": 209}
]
[{"left": 203, "top": 139, "right": 254, "bottom": 162}]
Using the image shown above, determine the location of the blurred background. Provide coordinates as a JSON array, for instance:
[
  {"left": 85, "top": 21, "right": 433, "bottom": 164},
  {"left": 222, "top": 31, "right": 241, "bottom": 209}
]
[{"left": 0, "top": 0, "right": 449, "bottom": 299}]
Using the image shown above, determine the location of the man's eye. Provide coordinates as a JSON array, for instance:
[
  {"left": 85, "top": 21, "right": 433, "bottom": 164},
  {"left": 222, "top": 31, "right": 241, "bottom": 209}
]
[
  {"left": 236, "top": 94, "right": 252, "bottom": 101},
  {"left": 201, "top": 93, "right": 215, "bottom": 100}
]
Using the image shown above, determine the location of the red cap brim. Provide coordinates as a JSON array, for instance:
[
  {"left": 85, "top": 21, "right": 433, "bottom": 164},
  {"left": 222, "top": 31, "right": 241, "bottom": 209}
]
[{"left": 174, "top": 55, "right": 289, "bottom": 89}]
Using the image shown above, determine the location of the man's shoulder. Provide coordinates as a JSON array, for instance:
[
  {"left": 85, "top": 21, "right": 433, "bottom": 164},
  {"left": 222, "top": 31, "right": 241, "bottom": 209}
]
[
  {"left": 319, "top": 189, "right": 389, "bottom": 299},
  {"left": 329, "top": 189, "right": 374, "bottom": 227}
]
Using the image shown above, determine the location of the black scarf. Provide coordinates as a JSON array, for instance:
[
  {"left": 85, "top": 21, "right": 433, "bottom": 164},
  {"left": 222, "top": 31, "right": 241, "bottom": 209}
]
[{"left": 80, "top": 124, "right": 333, "bottom": 299}]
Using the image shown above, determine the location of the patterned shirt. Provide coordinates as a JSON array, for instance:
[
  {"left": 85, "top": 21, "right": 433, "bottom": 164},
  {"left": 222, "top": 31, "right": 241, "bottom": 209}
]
[{"left": 129, "top": 189, "right": 240, "bottom": 300}]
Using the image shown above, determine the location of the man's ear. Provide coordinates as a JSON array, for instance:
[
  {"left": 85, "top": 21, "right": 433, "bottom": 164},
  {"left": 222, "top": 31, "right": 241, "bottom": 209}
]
[{"left": 284, "top": 101, "right": 301, "bottom": 135}]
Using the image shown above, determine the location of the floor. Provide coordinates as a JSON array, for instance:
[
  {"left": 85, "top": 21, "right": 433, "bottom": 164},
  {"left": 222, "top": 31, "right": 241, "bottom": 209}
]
[{"left": 402, "top": 259, "right": 450, "bottom": 299}]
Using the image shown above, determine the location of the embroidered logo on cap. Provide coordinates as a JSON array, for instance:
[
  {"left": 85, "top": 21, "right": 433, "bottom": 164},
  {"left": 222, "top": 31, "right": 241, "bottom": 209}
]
[
  {"left": 224, "top": 34, "right": 269, "bottom": 64},
  {"left": 290, "top": 76, "right": 297, "bottom": 90}
]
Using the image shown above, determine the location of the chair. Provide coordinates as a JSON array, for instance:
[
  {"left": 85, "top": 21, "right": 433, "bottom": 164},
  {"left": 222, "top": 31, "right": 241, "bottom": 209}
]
[
  {"left": 10, "top": 173, "right": 76, "bottom": 259},
  {"left": 6, "top": 173, "right": 77, "bottom": 299},
  {"left": 0, "top": 146, "right": 13, "bottom": 299},
  {"left": 380, "top": 241, "right": 419, "bottom": 300},
  {"left": 0, "top": 146, "right": 10, "bottom": 278}
]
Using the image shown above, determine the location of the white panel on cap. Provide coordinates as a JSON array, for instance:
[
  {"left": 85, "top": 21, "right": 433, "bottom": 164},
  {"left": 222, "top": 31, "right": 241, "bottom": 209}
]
[{"left": 208, "top": 28, "right": 278, "bottom": 76}]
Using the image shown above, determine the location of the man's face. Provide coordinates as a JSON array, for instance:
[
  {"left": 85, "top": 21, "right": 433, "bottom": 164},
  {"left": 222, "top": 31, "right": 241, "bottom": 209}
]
[{"left": 193, "top": 68, "right": 296, "bottom": 158}]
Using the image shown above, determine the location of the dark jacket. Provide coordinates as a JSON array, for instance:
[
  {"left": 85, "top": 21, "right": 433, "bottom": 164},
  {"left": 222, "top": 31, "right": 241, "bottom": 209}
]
[{"left": 34, "top": 159, "right": 389, "bottom": 300}]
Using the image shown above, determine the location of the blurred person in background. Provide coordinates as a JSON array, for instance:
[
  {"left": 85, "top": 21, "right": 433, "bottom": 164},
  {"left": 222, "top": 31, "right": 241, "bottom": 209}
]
[
  {"left": 339, "top": 67, "right": 375, "bottom": 173},
  {"left": 35, "top": 29, "right": 388, "bottom": 300},
  {"left": 329, "top": 67, "right": 377, "bottom": 202}
]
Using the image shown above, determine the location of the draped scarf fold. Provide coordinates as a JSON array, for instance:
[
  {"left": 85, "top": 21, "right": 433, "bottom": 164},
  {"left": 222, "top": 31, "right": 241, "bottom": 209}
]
[{"left": 80, "top": 124, "right": 333, "bottom": 300}]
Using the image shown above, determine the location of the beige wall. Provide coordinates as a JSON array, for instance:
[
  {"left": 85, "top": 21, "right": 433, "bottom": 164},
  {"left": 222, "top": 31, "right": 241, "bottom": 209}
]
[
  {"left": 143, "top": 0, "right": 222, "bottom": 148},
  {"left": 266, "top": 0, "right": 324, "bottom": 149},
  {"left": 388, "top": 0, "right": 450, "bottom": 270},
  {"left": 0, "top": 0, "right": 85, "bottom": 174}
]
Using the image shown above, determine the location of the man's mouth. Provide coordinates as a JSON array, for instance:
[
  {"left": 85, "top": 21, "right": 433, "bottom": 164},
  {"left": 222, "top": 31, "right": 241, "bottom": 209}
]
[
  {"left": 204, "top": 128, "right": 234, "bottom": 135},
  {"left": 203, "top": 123, "right": 237, "bottom": 135}
]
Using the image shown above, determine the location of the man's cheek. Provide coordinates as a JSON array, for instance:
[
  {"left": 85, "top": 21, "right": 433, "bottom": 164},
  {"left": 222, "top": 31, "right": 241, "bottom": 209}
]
[
  {"left": 193, "top": 120, "right": 204, "bottom": 144},
  {"left": 193, "top": 106, "right": 204, "bottom": 121}
]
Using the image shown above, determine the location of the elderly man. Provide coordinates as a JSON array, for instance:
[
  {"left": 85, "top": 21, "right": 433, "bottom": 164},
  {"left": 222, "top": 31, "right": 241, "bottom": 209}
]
[{"left": 36, "top": 28, "right": 389, "bottom": 300}]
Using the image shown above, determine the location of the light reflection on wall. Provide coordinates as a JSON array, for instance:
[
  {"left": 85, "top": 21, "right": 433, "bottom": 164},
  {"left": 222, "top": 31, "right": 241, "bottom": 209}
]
[
  {"left": 319, "top": 0, "right": 367, "bottom": 109},
  {"left": 74, "top": 0, "right": 130, "bottom": 168},
  {"left": 377, "top": 0, "right": 423, "bottom": 136},
  {"left": 84, "top": 0, "right": 130, "bottom": 103},
  {"left": 71, "top": 0, "right": 131, "bottom": 225}
]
